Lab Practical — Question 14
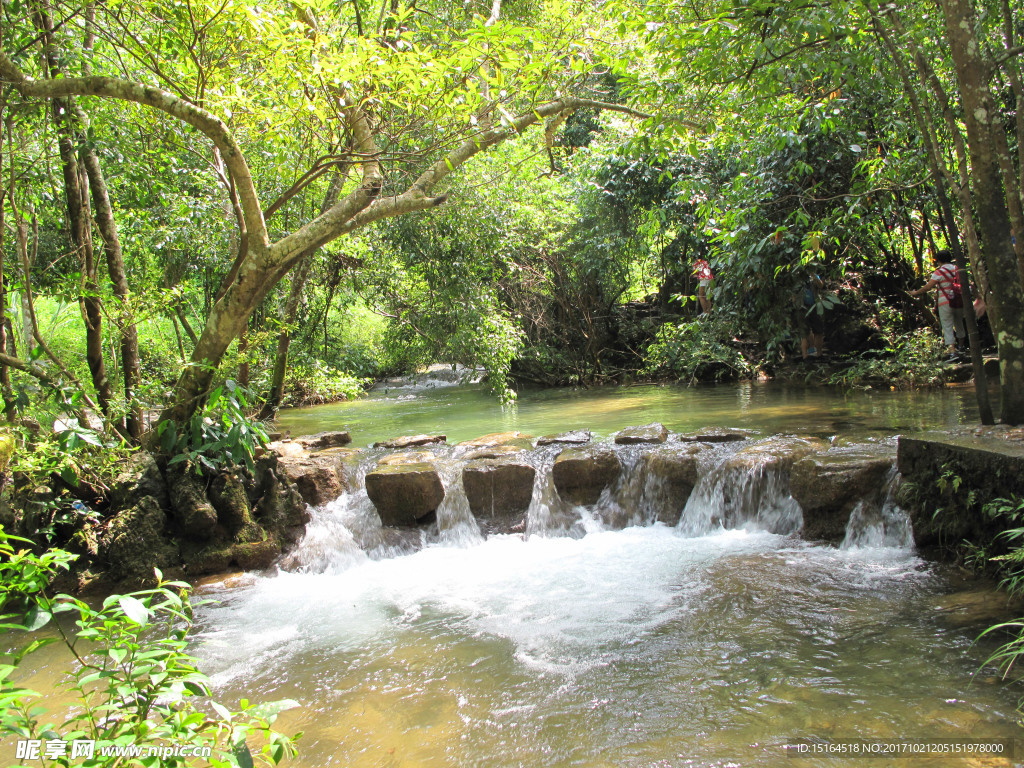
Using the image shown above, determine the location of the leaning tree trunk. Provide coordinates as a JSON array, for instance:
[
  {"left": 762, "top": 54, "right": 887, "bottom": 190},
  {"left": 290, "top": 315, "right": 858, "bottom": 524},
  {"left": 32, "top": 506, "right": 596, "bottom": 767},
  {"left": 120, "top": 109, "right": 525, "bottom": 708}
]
[{"left": 942, "top": 0, "right": 1024, "bottom": 425}]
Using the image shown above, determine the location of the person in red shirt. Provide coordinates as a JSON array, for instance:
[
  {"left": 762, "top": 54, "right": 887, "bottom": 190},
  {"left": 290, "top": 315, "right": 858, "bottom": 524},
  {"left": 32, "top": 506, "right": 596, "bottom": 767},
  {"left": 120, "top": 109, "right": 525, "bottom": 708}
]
[{"left": 909, "top": 249, "right": 966, "bottom": 359}]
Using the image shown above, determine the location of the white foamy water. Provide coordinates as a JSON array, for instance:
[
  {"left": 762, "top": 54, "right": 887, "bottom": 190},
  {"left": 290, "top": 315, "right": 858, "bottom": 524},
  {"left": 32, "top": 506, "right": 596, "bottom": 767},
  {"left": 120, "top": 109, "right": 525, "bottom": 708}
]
[{"left": 196, "top": 526, "right": 919, "bottom": 688}]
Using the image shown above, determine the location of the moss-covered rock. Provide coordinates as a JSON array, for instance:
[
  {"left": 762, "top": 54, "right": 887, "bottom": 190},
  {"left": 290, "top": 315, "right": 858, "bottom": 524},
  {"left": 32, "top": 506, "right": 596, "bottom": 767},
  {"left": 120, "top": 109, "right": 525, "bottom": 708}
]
[
  {"left": 209, "top": 472, "right": 254, "bottom": 532},
  {"left": 100, "top": 496, "right": 179, "bottom": 581}
]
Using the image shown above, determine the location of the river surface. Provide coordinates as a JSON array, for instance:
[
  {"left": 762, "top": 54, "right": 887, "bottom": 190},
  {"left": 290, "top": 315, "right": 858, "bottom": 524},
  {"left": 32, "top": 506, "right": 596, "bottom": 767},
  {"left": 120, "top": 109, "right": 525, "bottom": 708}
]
[{"left": 274, "top": 379, "right": 980, "bottom": 447}]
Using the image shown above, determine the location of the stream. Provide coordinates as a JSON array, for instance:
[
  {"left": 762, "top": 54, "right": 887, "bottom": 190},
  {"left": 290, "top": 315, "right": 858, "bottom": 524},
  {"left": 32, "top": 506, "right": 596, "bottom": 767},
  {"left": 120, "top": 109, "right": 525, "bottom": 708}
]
[{"left": 190, "top": 380, "right": 1020, "bottom": 767}]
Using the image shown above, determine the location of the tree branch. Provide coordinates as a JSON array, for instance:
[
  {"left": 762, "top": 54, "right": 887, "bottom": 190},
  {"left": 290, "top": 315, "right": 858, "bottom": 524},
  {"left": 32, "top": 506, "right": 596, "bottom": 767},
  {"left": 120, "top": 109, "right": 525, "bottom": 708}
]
[{"left": 0, "top": 52, "right": 270, "bottom": 254}]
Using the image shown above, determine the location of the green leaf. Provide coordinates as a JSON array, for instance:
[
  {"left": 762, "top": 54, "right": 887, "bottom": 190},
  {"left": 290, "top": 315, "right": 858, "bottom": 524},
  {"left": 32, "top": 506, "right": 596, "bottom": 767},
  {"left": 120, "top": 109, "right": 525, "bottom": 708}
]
[{"left": 118, "top": 595, "right": 151, "bottom": 626}]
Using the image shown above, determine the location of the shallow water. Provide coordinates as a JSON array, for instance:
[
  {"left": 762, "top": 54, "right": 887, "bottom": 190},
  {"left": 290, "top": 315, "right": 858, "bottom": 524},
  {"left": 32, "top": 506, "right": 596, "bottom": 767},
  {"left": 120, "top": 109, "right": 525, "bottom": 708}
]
[
  {"left": 274, "top": 380, "right": 979, "bottom": 447},
  {"left": 195, "top": 525, "right": 1022, "bottom": 767}
]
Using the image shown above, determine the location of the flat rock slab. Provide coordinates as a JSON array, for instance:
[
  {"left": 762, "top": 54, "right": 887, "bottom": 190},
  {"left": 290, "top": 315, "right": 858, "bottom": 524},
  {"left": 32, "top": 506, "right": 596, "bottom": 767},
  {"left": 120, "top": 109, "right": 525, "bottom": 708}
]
[
  {"left": 727, "top": 436, "right": 827, "bottom": 471},
  {"left": 464, "top": 445, "right": 527, "bottom": 460},
  {"left": 462, "top": 458, "right": 536, "bottom": 533},
  {"left": 536, "top": 430, "right": 592, "bottom": 446},
  {"left": 615, "top": 423, "right": 668, "bottom": 445},
  {"left": 675, "top": 429, "right": 749, "bottom": 444},
  {"left": 378, "top": 451, "right": 438, "bottom": 466},
  {"left": 459, "top": 431, "right": 533, "bottom": 448},
  {"left": 296, "top": 431, "right": 352, "bottom": 450},
  {"left": 365, "top": 462, "right": 445, "bottom": 527},
  {"left": 552, "top": 446, "right": 622, "bottom": 506},
  {"left": 374, "top": 434, "right": 447, "bottom": 449}
]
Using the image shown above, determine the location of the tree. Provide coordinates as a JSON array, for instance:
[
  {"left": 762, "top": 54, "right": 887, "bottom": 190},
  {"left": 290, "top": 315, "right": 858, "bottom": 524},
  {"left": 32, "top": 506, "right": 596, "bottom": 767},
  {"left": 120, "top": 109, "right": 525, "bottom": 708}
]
[{"left": 1, "top": 0, "right": 650, "bottom": 428}]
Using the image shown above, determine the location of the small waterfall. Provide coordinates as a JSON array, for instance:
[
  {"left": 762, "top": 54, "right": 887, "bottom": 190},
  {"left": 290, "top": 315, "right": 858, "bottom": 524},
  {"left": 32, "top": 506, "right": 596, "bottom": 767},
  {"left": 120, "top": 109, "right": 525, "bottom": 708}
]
[
  {"left": 678, "top": 447, "right": 802, "bottom": 537},
  {"left": 841, "top": 469, "right": 913, "bottom": 549},
  {"left": 524, "top": 446, "right": 582, "bottom": 537},
  {"left": 277, "top": 434, "right": 912, "bottom": 573},
  {"left": 435, "top": 463, "right": 484, "bottom": 546}
]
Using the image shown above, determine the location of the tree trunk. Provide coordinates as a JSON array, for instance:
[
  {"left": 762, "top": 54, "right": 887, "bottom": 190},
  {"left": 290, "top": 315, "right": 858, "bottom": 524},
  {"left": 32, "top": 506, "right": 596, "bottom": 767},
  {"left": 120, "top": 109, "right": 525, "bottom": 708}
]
[
  {"left": 82, "top": 139, "right": 142, "bottom": 440},
  {"left": 942, "top": 0, "right": 1024, "bottom": 425}
]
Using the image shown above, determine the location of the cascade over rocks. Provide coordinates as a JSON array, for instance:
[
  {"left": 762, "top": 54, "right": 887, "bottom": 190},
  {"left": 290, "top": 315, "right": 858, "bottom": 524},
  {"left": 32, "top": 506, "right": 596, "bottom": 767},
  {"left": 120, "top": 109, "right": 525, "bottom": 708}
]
[
  {"left": 365, "top": 461, "right": 445, "bottom": 526},
  {"left": 552, "top": 446, "right": 623, "bottom": 506},
  {"left": 790, "top": 445, "right": 896, "bottom": 541},
  {"left": 462, "top": 457, "right": 536, "bottom": 533}
]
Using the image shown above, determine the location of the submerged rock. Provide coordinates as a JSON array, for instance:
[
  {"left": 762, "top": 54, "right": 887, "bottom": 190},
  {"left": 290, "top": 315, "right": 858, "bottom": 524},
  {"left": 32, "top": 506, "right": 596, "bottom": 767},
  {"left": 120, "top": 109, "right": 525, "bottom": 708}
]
[
  {"left": 462, "top": 457, "right": 536, "bottom": 533},
  {"left": 615, "top": 423, "right": 669, "bottom": 445},
  {"left": 365, "top": 462, "right": 445, "bottom": 526},
  {"left": 374, "top": 434, "right": 447, "bottom": 449},
  {"left": 458, "top": 431, "right": 534, "bottom": 450},
  {"left": 552, "top": 446, "right": 622, "bottom": 506}
]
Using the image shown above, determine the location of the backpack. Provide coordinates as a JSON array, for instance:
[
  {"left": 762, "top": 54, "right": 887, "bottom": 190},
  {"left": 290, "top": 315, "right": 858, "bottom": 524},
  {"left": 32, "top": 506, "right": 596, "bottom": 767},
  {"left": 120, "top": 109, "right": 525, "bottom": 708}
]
[{"left": 938, "top": 265, "right": 963, "bottom": 309}]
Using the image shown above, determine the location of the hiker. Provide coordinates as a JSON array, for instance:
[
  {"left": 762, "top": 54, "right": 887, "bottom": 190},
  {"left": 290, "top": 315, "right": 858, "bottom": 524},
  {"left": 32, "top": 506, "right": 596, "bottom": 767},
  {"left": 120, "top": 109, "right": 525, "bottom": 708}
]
[
  {"left": 795, "top": 273, "right": 825, "bottom": 361},
  {"left": 693, "top": 259, "right": 713, "bottom": 313},
  {"left": 908, "top": 249, "right": 966, "bottom": 360}
]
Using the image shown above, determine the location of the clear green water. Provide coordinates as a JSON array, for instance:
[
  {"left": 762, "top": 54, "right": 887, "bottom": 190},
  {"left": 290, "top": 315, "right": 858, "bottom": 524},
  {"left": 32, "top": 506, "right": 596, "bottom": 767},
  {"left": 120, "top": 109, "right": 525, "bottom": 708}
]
[{"left": 274, "top": 380, "right": 980, "bottom": 446}]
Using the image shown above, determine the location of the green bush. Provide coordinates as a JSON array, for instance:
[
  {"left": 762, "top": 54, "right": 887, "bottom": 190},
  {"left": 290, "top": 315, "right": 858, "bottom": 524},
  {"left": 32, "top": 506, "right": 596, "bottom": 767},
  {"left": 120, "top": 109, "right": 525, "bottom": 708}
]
[
  {"left": 281, "top": 360, "right": 371, "bottom": 407},
  {"left": 0, "top": 529, "right": 299, "bottom": 767},
  {"left": 826, "top": 328, "right": 946, "bottom": 389},
  {"left": 643, "top": 315, "right": 756, "bottom": 382}
]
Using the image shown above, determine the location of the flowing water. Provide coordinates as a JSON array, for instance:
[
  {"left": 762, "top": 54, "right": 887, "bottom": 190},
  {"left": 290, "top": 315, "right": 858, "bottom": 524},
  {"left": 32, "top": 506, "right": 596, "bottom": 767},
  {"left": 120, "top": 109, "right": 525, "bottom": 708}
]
[{"left": 191, "top": 426, "right": 1023, "bottom": 768}]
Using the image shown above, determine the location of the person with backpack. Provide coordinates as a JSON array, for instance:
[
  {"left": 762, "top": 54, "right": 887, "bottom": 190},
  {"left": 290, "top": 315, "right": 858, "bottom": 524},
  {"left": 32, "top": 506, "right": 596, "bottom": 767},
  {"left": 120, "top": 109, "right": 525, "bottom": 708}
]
[{"left": 908, "top": 249, "right": 966, "bottom": 360}]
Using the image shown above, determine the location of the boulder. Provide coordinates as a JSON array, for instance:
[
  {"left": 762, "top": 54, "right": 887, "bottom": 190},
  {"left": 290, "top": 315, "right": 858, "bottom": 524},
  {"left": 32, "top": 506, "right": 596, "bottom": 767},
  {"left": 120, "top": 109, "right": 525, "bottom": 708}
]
[
  {"left": 615, "top": 423, "right": 668, "bottom": 445},
  {"left": 296, "top": 431, "right": 352, "bottom": 450},
  {"left": 462, "top": 458, "right": 536, "bottom": 533},
  {"left": 552, "top": 446, "right": 622, "bottom": 506},
  {"left": 167, "top": 468, "right": 218, "bottom": 538},
  {"left": 374, "top": 434, "right": 447, "bottom": 449},
  {"left": 790, "top": 447, "right": 896, "bottom": 542},
  {"left": 100, "top": 496, "right": 179, "bottom": 581},
  {"left": 277, "top": 454, "right": 344, "bottom": 506},
  {"left": 536, "top": 430, "right": 592, "bottom": 446},
  {"left": 365, "top": 462, "right": 445, "bottom": 526},
  {"left": 268, "top": 440, "right": 306, "bottom": 458},
  {"left": 209, "top": 472, "right": 254, "bottom": 533}
]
